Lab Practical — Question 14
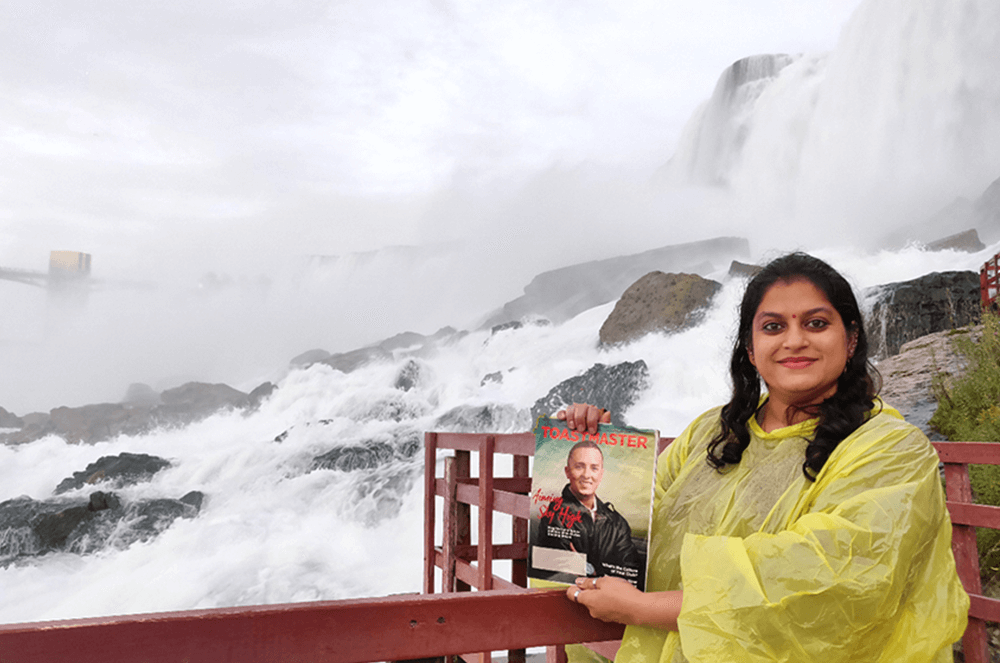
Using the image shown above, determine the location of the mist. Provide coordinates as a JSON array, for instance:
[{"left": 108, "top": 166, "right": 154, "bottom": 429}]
[{"left": 3, "top": 0, "right": 1000, "bottom": 414}]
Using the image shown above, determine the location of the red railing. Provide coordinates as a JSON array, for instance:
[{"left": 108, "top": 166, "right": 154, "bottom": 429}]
[
  {"left": 1, "top": 434, "right": 996, "bottom": 662},
  {"left": 981, "top": 254, "right": 999, "bottom": 308},
  {"left": 933, "top": 441, "right": 1000, "bottom": 663}
]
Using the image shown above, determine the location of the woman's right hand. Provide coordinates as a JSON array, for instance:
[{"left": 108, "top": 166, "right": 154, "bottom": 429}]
[{"left": 555, "top": 402, "right": 611, "bottom": 436}]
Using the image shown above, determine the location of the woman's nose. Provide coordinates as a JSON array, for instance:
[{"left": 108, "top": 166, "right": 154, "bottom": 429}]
[{"left": 783, "top": 323, "right": 807, "bottom": 348}]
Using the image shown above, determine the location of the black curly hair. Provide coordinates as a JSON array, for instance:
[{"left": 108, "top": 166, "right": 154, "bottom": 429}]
[{"left": 706, "top": 252, "right": 881, "bottom": 480}]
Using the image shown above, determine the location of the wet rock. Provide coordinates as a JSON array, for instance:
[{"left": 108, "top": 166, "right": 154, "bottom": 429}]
[
  {"left": 123, "top": 383, "right": 160, "bottom": 406},
  {"left": 321, "top": 346, "right": 393, "bottom": 373},
  {"left": 127, "top": 495, "right": 202, "bottom": 538},
  {"left": 729, "top": 260, "right": 760, "bottom": 278},
  {"left": 312, "top": 442, "right": 398, "bottom": 472},
  {"left": 0, "top": 406, "right": 22, "bottom": 429},
  {"left": 434, "top": 404, "right": 532, "bottom": 433},
  {"left": 247, "top": 382, "right": 276, "bottom": 410},
  {"left": 378, "top": 331, "right": 428, "bottom": 352},
  {"left": 599, "top": 272, "right": 722, "bottom": 346},
  {"left": 866, "top": 271, "right": 981, "bottom": 359},
  {"left": 481, "top": 371, "right": 503, "bottom": 386},
  {"left": 394, "top": 360, "right": 423, "bottom": 391},
  {"left": 0, "top": 490, "right": 203, "bottom": 563},
  {"left": 926, "top": 229, "right": 985, "bottom": 253},
  {"left": 290, "top": 348, "right": 331, "bottom": 368},
  {"left": 2, "top": 382, "right": 254, "bottom": 446},
  {"left": 482, "top": 237, "right": 750, "bottom": 327},
  {"left": 158, "top": 382, "right": 250, "bottom": 421},
  {"left": 531, "top": 361, "right": 650, "bottom": 428},
  {"left": 55, "top": 452, "right": 172, "bottom": 494},
  {"left": 877, "top": 327, "right": 972, "bottom": 440},
  {"left": 43, "top": 403, "right": 153, "bottom": 445}
]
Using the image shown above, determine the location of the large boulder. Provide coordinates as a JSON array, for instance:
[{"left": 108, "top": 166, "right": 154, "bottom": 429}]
[
  {"left": 926, "top": 229, "right": 985, "bottom": 253},
  {"left": 1, "top": 381, "right": 255, "bottom": 446},
  {"left": 866, "top": 271, "right": 981, "bottom": 359},
  {"left": 55, "top": 452, "right": 172, "bottom": 494},
  {"left": 158, "top": 382, "right": 250, "bottom": 421},
  {"left": 599, "top": 272, "right": 722, "bottom": 346},
  {"left": 0, "top": 490, "right": 203, "bottom": 564},
  {"left": 321, "top": 346, "right": 393, "bottom": 373},
  {"left": 482, "top": 237, "right": 749, "bottom": 327},
  {"left": 531, "top": 361, "right": 649, "bottom": 428},
  {"left": 0, "top": 406, "right": 23, "bottom": 429},
  {"left": 876, "top": 327, "right": 972, "bottom": 440},
  {"left": 434, "top": 404, "right": 532, "bottom": 433}
]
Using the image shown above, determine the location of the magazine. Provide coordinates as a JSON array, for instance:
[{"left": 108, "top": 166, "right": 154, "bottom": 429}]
[{"left": 528, "top": 416, "right": 658, "bottom": 590}]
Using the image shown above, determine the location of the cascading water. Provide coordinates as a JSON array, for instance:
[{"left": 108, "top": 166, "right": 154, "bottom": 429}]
[{"left": 665, "top": 0, "right": 1000, "bottom": 241}]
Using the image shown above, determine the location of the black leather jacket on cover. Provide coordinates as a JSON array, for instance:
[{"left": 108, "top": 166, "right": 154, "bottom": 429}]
[{"left": 536, "top": 484, "right": 641, "bottom": 583}]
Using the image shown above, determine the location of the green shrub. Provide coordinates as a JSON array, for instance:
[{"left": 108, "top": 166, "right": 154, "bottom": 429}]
[{"left": 930, "top": 312, "right": 1000, "bottom": 584}]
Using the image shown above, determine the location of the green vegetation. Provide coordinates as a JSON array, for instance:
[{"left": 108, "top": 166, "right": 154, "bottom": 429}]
[{"left": 930, "top": 313, "right": 1000, "bottom": 584}]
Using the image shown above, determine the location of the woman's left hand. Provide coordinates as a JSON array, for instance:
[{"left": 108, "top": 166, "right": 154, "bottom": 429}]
[
  {"left": 565, "top": 576, "right": 683, "bottom": 630},
  {"left": 565, "top": 576, "right": 643, "bottom": 624}
]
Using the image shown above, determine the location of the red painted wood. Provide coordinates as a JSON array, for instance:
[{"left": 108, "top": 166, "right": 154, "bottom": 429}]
[
  {"left": 969, "top": 594, "right": 1000, "bottom": 624},
  {"left": 0, "top": 590, "right": 625, "bottom": 663},
  {"left": 442, "top": 457, "right": 458, "bottom": 593},
  {"left": 479, "top": 435, "right": 496, "bottom": 591},
  {"left": 934, "top": 441, "right": 1000, "bottom": 465},
  {"left": 424, "top": 432, "right": 438, "bottom": 595},
  {"left": 946, "top": 502, "right": 1000, "bottom": 529}
]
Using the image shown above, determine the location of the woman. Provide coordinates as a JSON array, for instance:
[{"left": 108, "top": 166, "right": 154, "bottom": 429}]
[{"left": 558, "top": 252, "right": 968, "bottom": 662}]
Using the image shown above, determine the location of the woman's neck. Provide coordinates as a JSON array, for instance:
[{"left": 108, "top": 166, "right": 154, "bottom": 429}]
[{"left": 757, "top": 397, "right": 820, "bottom": 432}]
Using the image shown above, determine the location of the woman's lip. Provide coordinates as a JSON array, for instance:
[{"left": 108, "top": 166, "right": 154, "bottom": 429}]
[{"left": 779, "top": 357, "right": 816, "bottom": 368}]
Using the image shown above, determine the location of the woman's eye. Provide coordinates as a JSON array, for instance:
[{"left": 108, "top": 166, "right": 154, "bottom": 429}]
[
  {"left": 761, "top": 321, "right": 782, "bottom": 332},
  {"left": 805, "top": 318, "right": 829, "bottom": 329}
]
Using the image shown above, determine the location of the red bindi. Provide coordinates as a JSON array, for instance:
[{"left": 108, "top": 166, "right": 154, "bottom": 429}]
[{"left": 792, "top": 314, "right": 796, "bottom": 318}]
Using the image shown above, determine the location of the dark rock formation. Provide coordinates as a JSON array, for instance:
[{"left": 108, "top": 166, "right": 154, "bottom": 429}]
[
  {"left": 880, "top": 175, "right": 1000, "bottom": 247},
  {"left": 729, "top": 260, "right": 761, "bottom": 278},
  {"left": 531, "top": 361, "right": 650, "bottom": 428},
  {"left": 158, "top": 382, "right": 250, "bottom": 421},
  {"left": 394, "top": 360, "right": 424, "bottom": 391},
  {"left": 123, "top": 383, "right": 160, "bottom": 406},
  {"left": 321, "top": 346, "right": 393, "bottom": 373},
  {"left": 0, "top": 490, "right": 204, "bottom": 564},
  {"left": 1, "top": 381, "right": 257, "bottom": 446},
  {"left": 0, "top": 406, "right": 23, "bottom": 429},
  {"left": 313, "top": 442, "right": 398, "bottom": 472},
  {"left": 480, "top": 371, "right": 504, "bottom": 386},
  {"left": 434, "top": 404, "right": 532, "bottom": 433},
  {"left": 926, "top": 229, "right": 985, "bottom": 253},
  {"left": 291, "top": 348, "right": 331, "bottom": 368},
  {"left": 482, "top": 237, "right": 750, "bottom": 328},
  {"left": 866, "top": 271, "right": 981, "bottom": 358},
  {"left": 55, "top": 453, "right": 172, "bottom": 494},
  {"left": 247, "top": 382, "right": 276, "bottom": 410},
  {"left": 599, "top": 272, "right": 722, "bottom": 346}
]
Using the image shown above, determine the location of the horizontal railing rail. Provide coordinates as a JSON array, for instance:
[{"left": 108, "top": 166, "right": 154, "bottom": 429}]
[{"left": 0, "top": 588, "right": 623, "bottom": 663}]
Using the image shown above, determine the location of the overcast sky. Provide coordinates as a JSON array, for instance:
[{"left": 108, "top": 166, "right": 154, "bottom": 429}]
[{"left": 0, "top": 0, "right": 865, "bottom": 280}]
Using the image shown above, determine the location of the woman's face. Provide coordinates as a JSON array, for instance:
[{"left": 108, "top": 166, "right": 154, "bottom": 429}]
[{"left": 747, "top": 278, "right": 856, "bottom": 408}]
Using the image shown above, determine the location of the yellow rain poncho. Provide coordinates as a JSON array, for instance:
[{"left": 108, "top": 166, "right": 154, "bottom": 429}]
[{"left": 615, "top": 400, "right": 968, "bottom": 663}]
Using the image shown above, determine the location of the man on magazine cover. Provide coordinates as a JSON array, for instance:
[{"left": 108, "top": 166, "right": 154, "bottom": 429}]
[{"left": 536, "top": 440, "right": 641, "bottom": 581}]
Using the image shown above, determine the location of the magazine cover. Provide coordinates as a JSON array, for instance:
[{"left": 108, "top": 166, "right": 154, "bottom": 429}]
[{"left": 528, "top": 416, "right": 658, "bottom": 590}]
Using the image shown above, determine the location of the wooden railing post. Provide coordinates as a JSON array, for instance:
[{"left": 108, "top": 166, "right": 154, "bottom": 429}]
[
  {"left": 454, "top": 449, "right": 472, "bottom": 593},
  {"left": 424, "top": 432, "right": 438, "bottom": 595},
  {"left": 944, "top": 462, "right": 990, "bottom": 663}
]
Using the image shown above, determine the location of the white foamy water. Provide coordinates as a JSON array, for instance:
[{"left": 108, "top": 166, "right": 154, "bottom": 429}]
[{"left": 0, "top": 241, "right": 994, "bottom": 624}]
